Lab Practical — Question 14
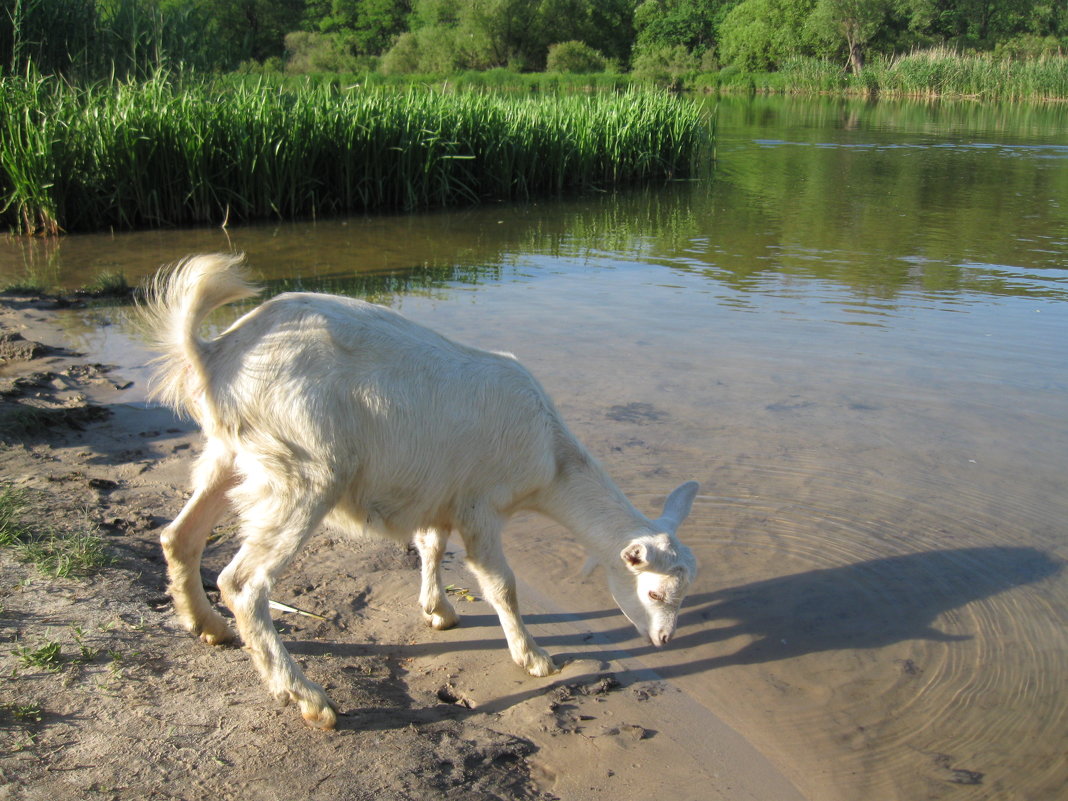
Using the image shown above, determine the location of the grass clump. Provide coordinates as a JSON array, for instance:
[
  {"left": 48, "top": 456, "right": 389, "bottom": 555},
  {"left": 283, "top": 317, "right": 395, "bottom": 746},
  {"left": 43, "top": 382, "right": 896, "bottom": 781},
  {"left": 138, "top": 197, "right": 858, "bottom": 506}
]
[
  {"left": 0, "top": 700, "right": 44, "bottom": 753},
  {"left": 78, "top": 270, "right": 131, "bottom": 298},
  {"left": 10, "top": 627, "right": 106, "bottom": 676},
  {"left": 867, "top": 47, "right": 1068, "bottom": 101},
  {"left": 15, "top": 529, "right": 111, "bottom": 578},
  {"left": 12, "top": 640, "right": 64, "bottom": 673},
  {"left": 0, "top": 278, "right": 50, "bottom": 294},
  {"left": 0, "top": 484, "right": 110, "bottom": 577},
  {"left": 0, "top": 484, "right": 30, "bottom": 545},
  {"left": 0, "top": 702, "right": 43, "bottom": 723},
  {"left": 0, "top": 73, "right": 713, "bottom": 235}
]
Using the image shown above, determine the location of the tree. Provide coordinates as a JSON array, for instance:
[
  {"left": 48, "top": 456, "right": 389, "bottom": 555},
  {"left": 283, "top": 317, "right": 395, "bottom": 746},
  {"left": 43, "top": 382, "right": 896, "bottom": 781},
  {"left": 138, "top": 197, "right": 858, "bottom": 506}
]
[
  {"left": 397, "top": 0, "right": 631, "bottom": 71},
  {"left": 537, "top": 0, "right": 633, "bottom": 64},
  {"left": 633, "top": 0, "right": 729, "bottom": 58},
  {"left": 400, "top": 0, "right": 535, "bottom": 68},
  {"left": 718, "top": 0, "right": 818, "bottom": 71},
  {"left": 304, "top": 0, "right": 410, "bottom": 54},
  {"left": 213, "top": 0, "right": 305, "bottom": 63},
  {"left": 895, "top": 0, "right": 1058, "bottom": 49},
  {"left": 806, "top": 0, "right": 892, "bottom": 73}
]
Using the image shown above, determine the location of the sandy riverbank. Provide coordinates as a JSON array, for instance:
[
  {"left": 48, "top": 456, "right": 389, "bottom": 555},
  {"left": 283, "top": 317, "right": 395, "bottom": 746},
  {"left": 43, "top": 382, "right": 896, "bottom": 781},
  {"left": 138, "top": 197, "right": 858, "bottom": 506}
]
[{"left": 0, "top": 291, "right": 803, "bottom": 801}]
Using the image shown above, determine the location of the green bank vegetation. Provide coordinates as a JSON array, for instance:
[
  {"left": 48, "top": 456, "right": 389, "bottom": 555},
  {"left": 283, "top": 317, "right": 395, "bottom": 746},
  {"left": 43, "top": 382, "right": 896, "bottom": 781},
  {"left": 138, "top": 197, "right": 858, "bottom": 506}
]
[
  {"left": 2, "top": 1, "right": 1064, "bottom": 235},
  {"left": 4, "top": 1, "right": 1068, "bottom": 98},
  {"left": 247, "top": 49, "right": 1068, "bottom": 101},
  {"left": 699, "top": 47, "right": 1068, "bottom": 100},
  {"left": 0, "top": 73, "right": 711, "bottom": 234}
]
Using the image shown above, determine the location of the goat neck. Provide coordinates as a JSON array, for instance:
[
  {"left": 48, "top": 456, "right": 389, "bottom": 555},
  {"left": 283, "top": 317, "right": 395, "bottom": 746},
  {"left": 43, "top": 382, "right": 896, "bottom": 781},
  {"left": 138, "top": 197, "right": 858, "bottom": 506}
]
[{"left": 535, "top": 443, "right": 656, "bottom": 558}]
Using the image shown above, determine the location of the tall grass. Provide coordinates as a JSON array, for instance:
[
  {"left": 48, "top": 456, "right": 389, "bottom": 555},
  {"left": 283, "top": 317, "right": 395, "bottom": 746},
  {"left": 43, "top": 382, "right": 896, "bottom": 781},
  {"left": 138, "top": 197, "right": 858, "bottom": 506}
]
[
  {"left": 2, "top": 0, "right": 219, "bottom": 80},
  {"left": 865, "top": 47, "right": 1068, "bottom": 101},
  {"left": 0, "top": 73, "right": 712, "bottom": 235},
  {"left": 716, "top": 48, "right": 1068, "bottom": 101}
]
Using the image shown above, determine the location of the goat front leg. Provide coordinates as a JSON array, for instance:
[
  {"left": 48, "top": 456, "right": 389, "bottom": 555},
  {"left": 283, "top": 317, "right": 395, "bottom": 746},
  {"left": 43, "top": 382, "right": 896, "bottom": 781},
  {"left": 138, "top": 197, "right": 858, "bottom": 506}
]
[
  {"left": 161, "top": 443, "right": 236, "bottom": 645},
  {"left": 414, "top": 528, "right": 459, "bottom": 630},
  {"left": 461, "top": 518, "right": 557, "bottom": 678},
  {"left": 217, "top": 490, "right": 337, "bottom": 729}
]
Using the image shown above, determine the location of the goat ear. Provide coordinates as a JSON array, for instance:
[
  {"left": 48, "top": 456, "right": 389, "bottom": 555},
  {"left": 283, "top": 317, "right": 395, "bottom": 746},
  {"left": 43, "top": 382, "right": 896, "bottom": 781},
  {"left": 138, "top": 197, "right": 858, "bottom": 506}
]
[
  {"left": 621, "top": 542, "right": 649, "bottom": 572},
  {"left": 656, "top": 481, "right": 699, "bottom": 533}
]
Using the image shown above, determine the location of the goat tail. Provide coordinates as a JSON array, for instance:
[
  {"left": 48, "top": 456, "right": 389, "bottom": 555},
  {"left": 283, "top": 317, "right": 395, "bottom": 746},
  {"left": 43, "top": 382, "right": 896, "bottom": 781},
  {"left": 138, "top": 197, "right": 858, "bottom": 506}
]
[{"left": 137, "top": 253, "right": 260, "bottom": 419}]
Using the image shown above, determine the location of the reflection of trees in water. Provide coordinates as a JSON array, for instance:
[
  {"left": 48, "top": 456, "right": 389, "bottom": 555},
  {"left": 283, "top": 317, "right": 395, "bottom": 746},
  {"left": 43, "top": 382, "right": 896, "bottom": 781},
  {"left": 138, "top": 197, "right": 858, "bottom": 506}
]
[
  {"left": 701, "top": 96, "right": 1068, "bottom": 302},
  {"left": 271, "top": 93, "right": 1068, "bottom": 307}
]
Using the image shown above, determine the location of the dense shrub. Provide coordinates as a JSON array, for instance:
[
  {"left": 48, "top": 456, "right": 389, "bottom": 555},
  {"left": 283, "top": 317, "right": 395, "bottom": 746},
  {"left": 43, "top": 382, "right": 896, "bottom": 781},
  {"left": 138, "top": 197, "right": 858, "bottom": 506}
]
[
  {"left": 992, "top": 35, "right": 1067, "bottom": 61},
  {"left": 630, "top": 44, "right": 699, "bottom": 86},
  {"left": 379, "top": 26, "right": 495, "bottom": 74},
  {"left": 378, "top": 32, "right": 424, "bottom": 74},
  {"left": 284, "top": 32, "right": 368, "bottom": 75},
  {"left": 546, "top": 41, "right": 607, "bottom": 74}
]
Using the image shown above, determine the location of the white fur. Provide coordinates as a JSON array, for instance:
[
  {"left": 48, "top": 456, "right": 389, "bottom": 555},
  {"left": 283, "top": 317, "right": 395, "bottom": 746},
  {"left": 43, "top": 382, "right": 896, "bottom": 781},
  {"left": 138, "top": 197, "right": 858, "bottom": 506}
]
[{"left": 140, "top": 253, "right": 699, "bottom": 729}]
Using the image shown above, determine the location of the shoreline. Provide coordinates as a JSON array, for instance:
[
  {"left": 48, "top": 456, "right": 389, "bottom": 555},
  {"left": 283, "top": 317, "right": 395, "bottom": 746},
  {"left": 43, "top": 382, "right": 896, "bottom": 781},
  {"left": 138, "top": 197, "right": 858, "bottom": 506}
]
[{"left": 0, "top": 293, "right": 804, "bottom": 800}]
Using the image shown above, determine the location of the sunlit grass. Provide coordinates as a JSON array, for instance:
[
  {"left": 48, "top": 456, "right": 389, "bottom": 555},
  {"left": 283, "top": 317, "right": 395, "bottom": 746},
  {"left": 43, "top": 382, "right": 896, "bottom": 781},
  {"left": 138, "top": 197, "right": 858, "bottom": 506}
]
[
  {"left": 0, "top": 484, "right": 110, "bottom": 577},
  {"left": 734, "top": 48, "right": 1068, "bottom": 101},
  {"left": 79, "top": 270, "right": 131, "bottom": 297},
  {"left": 868, "top": 47, "right": 1068, "bottom": 100},
  {"left": 0, "top": 73, "right": 713, "bottom": 235}
]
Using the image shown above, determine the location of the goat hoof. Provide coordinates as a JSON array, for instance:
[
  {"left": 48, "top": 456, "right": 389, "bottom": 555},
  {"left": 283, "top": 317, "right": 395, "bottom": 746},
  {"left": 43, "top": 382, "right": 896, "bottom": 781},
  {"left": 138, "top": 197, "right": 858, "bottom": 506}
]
[
  {"left": 199, "top": 630, "right": 235, "bottom": 646},
  {"left": 425, "top": 610, "right": 460, "bottom": 630},
  {"left": 301, "top": 702, "right": 338, "bottom": 730},
  {"left": 525, "top": 652, "right": 557, "bottom": 678},
  {"left": 285, "top": 683, "right": 337, "bottom": 729},
  {"left": 197, "top": 621, "right": 235, "bottom": 646}
]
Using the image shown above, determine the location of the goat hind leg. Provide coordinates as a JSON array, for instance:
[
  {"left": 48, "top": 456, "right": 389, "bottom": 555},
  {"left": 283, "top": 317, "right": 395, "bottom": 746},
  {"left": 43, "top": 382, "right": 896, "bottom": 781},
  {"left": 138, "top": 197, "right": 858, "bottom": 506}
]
[
  {"left": 217, "top": 493, "right": 337, "bottom": 729},
  {"left": 414, "top": 528, "right": 459, "bottom": 630},
  {"left": 161, "top": 443, "right": 236, "bottom": 645}
]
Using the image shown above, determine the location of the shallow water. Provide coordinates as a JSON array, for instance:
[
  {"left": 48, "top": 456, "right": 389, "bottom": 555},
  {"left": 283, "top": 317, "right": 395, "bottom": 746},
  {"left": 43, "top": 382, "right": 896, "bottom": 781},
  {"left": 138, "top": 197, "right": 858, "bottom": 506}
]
[{"left": 3, "top": 95, "right": 1067, "bottom": 800}]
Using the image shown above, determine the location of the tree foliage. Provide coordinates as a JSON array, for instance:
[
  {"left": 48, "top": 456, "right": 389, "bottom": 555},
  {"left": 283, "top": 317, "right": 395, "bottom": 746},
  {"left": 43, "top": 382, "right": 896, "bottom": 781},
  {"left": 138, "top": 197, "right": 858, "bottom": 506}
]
[
  {"left": 718, "top": 0, "right": 820, "bottom": 71},
  {"left": 303, "top": 0, "right": 409, "bottom": 54},
  {"left": 806, "top": 0, "right": 894, "bottom": 73},
  {"left": 633, "top": 0, "right": 730, "bottom": 59},
  {"left": 2, "top": 0, "right": 1067, "bottom": 79},
  {"left": 385, "top": 0, "right": 631, "bottom": 72}
]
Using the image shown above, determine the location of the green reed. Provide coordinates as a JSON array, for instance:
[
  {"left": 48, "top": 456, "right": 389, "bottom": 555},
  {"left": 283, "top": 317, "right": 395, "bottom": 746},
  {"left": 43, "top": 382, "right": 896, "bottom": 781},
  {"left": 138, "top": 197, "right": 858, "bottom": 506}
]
[
  {"left": 763, "top": 49, "right": 1068, "bottom": 101},
  {"left": 869, "top": 48, "right": 1068, "bottom": 101},
  {"left": 0, "top": 74, "right": 712, "bottom": 235}
]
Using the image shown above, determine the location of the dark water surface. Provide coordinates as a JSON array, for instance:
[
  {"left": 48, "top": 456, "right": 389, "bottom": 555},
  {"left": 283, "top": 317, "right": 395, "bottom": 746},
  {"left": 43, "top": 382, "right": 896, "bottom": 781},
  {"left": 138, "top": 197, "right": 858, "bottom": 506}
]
[{"left": 3, "top": 95, "right": 1067, "bottom": 800}]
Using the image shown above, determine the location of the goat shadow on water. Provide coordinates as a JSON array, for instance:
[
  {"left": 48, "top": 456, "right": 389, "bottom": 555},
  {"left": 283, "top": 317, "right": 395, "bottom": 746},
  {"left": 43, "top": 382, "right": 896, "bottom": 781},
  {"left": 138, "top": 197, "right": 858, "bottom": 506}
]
[
  {"left": 644, "top": 545, "right": 1062, "bottom": 674},
  {"left": 288, "top": 545, "right": 1061, "bottom": 728}
]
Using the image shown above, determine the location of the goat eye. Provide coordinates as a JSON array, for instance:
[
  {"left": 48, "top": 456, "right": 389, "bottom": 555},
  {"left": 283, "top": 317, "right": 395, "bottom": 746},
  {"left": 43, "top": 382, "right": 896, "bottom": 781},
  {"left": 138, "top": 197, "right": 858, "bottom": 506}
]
[{"left": 648, "top": 590, "right": 666, "bottom": 603}]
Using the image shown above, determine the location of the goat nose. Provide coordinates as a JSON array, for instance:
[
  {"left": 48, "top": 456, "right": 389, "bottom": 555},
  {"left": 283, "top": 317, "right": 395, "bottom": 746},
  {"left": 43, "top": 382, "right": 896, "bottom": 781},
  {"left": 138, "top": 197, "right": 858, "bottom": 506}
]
[{"left": 651, "top": 630, "right": 672, "bottom": 647}]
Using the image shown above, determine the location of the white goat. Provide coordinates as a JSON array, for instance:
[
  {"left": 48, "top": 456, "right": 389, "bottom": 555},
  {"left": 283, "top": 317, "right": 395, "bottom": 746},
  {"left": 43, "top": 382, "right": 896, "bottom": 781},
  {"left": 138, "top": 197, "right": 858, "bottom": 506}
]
[{"left": 140, "top": 253, "right": 698, "bottom": 729}]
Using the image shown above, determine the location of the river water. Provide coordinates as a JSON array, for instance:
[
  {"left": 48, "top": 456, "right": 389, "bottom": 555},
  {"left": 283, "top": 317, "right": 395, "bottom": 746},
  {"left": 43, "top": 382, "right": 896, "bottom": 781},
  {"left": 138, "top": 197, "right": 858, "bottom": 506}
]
[{"left": 3, "top": 95, "right": 1067, "bottom": 800}]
